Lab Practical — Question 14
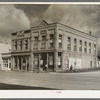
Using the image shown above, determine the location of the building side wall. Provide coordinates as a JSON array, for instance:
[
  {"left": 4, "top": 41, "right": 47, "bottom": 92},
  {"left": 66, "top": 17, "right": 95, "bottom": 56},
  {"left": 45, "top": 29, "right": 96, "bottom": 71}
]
[{"left": 57, "top": 25, "right": 97, "bottom": 71}]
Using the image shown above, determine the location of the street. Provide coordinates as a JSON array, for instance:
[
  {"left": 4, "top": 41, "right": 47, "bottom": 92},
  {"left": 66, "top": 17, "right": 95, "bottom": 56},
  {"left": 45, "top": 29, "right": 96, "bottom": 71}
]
[{"left": 0, "top": 70, "right": 100, "bottom": 90}]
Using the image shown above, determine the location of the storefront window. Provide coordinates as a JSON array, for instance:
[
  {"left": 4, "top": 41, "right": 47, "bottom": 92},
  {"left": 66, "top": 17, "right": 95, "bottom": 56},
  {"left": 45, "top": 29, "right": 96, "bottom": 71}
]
[
  {"left": 49, "top": 55, "right": 53, "bottom": 66},
  {"left": 3, "top": 58, "right": 8, "bottom": 67},
  {"left": 58, "top": 52, "right": 62, "bottom": 68}
]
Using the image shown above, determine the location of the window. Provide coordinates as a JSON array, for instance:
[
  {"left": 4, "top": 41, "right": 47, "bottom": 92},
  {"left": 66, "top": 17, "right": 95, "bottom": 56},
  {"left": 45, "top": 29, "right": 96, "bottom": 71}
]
[
  {"left": 14, "top": 57, "right": 17, "bottom": 68},
  {"left": 49, "top": 34, "right": 54, "bottom": 48},
  {"left": 89, "top": 43, "right": 91, "bottom": 54},
  {"left": 3, "top": 58, "right": 8, "bottom": 68},
  {"left": 59, "top": 35, "right": 62, "bottom": 48},
  {"left": 49, "top": 55, "right": 53, "bottom": 66},
  {"left": 41, "top": 36, "right": 46, "bottom": 49},
  {"left": 19, "top": 40, "right": 22, "bottom": 50},
  {"left": 79, "top": 40, "right": 82, "bottom": 52},
  {"left": 90, "top": 61, "right": 92, "bottom": 68},
  {"left": 74, "top": 38, "right": 77, "bottom": 51},
  {"left": 94, "top": 44, "right": 96, "bottom": 54},
  {"left": 25, "top": 39, "right": 28, "bottom": 49},
  {"left": 34, "top": 37, "right": 38, "bottom": 49},
  {"left": 84, "top": 41, "right": 87, "bottom": 53},
  {"left": 67, "top": 37, "right": 71, "bottom": 50},
  {"left": 58, "top": 52, "right": 62, "bottom": 68},
  {"left": 23, "top": 57, "right": 26, "bottom": 67},
  {"left": 13, "top": 40, "right": 17, "bottom": 50}
]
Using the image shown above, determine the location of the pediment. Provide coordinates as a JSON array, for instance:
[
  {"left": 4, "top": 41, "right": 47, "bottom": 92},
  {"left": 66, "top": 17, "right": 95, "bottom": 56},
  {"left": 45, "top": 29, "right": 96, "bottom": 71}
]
[
  {"left": 17, "top": 31, "right": 24, "bottom": 37},
  {"left": 39, "top": 20, "right": 48, "bottom": 27}
]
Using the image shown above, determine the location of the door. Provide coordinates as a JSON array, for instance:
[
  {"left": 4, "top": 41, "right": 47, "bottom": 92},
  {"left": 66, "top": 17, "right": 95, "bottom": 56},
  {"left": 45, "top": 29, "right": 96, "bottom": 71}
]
[{"left": 41, "top": 53, "right": 47, "bottom": 71}]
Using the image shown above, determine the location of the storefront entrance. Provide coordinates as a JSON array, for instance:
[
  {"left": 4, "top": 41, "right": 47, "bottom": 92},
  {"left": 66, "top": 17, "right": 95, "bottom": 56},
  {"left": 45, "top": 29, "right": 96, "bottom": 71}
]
[
  {"left": 14, "top": 56, "right": 29, "bottom": 71},
  {"left": 33, "top": 53, "right": 54, "bottom": 72},
  {"left": 41, "top": 53, "right": 47, "bottom": 71}
]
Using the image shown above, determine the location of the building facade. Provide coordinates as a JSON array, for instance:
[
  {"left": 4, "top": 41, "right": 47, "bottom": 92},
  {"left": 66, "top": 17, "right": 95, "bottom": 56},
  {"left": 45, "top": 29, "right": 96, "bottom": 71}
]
[
  {"left": 1, "top": 52, "right": 11, "bottom": 70},
  {"left": 0, "top": 41, "right": 11, "bottom": 70},
  {"left": 11, "top": 20, "right": 98, "bottom": 72}
]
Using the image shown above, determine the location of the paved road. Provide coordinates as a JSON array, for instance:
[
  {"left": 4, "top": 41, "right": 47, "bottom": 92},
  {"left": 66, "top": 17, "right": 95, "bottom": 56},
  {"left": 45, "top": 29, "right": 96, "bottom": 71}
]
[{"left": 0, "top": 70, "right": 100, "bottom": 90}]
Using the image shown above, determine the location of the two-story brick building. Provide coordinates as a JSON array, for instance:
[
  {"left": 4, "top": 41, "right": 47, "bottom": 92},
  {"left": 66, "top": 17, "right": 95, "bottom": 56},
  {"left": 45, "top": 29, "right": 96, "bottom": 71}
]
[{"left": 11, "top": 20, "right": 98, "bottom": 72}]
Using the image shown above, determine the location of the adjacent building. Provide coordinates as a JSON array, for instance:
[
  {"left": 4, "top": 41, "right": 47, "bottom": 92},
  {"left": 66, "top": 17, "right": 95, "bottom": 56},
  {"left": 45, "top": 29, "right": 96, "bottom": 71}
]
[
  {"left": 0, "top": 41, "right": 11, "bottom": 70},
  {"left": 11, "top": 20, "right": 98, "bottom": 72},
  {"left": 1, "top": 52, "right": 11, "bottom": 70}
]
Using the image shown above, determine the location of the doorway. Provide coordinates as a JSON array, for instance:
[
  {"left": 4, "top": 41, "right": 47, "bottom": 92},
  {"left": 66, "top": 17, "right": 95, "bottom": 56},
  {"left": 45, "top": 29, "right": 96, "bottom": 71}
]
[{"left": 41, "top": 53, "right": 47, "bottom": 71}]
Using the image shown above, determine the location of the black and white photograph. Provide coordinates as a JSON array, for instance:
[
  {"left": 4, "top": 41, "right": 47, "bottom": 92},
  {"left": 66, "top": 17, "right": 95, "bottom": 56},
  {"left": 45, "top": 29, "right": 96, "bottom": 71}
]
[{"left": 0, "top": 3, "right": 100, "bottom": 93}]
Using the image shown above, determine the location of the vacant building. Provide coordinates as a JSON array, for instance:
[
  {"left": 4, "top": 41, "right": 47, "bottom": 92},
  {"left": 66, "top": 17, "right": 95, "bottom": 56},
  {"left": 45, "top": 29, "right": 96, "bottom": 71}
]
[
  {"left": 11, "top": 20, "right": 98, "bottom": 72},
  {"left": 1, "top": 52, "right": 11, "bottom": 70},
  {"left": 0, "top": 41, "right": 11, "bottom": 70}
]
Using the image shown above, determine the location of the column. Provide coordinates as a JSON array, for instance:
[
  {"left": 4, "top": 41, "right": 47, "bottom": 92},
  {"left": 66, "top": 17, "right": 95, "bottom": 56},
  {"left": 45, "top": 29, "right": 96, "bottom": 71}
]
[
  {"left": 54, "top": 27, "right": 58, "bottom": 72},
  {"left": 38, "top": 54, "right": 41, "bottom": 73},
  {"left": 54, "top": 51, "right": 58, "bottom": 72},
  {"left": 17, "top": 57, "right": 19, "bottom": 70},
  {"left": 11, "top": 56, "right": 15, "bottom": 70},
  {"left": 21, "top": 57, "right": 23, "bottom": 70},
  {"left": 11, "top": 57, "right": 13, "bottom": 70},
  {"left": 30, "top": 53, "right": 33, "bottom": 71},
  {"left": 47, "top": 53, "right": 48, "bottom": 71},
  {"left": 38, "top": 31, "right": 41, "bottom": 50},
  {"left": 26, "top": 56, "right": 27, "bottom": 71},
  {"left": 8, "top": 58, "right": 9, "bottom": 70},
  {"left": 46, "top": 31, "right": 49, "bottom": 49},
  {"left": 62, "top": 52, "right": 64, "bottom": 71}
]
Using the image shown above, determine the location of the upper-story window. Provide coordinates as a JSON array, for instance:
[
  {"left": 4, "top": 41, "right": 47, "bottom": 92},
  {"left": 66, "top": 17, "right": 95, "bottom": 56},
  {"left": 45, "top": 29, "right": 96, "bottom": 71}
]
[
  {"left": 41, "top": 36, "right": 46, "bottom": 49},
  {"left": 13, "top": 40, "right": 17, "bottom": 50},
  {"left": 84, "top": 41, "right": 87, "bottom": 53},
  {"left": 74, "top": 38, "right": 77, "bottom": 51},
  {"left": 19, "top": 40, "right": 22, "bottom": 50},
  {"left": 89, "top": 43, "right": 91, "bottom": 54},
  {"left": 94, "top": 44, "right": 96, "bottom": 54},
  {"left": 79, "top": 40, "right": 82, "bottom": 52},
  {"left": 67, "top": 37, "right": 71, "bottom": 50},
  {"left": 34, "top": 37, "right": 38, "bottom": 49},
  {"left": 49, "top": 34, "right": 54, "bottom": 48},
  {"left": 59, "top": 34, "right": 62, "bottom": 48},
  {"left": 25, "top": 39, "right": 28, "bottom": 50}
]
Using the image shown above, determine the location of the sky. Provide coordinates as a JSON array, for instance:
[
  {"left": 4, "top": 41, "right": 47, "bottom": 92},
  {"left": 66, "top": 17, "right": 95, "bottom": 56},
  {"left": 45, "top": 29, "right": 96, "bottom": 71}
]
[{"left": 0, "top": 4, "right": 100, "bottom": 49}]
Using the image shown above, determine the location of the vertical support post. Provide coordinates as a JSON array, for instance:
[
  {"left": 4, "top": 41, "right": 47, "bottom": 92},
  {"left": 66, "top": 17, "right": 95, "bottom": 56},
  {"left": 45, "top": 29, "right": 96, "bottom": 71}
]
[
  {"left": 26, "top": 56, "right": 27, "bottom": 71},
  {"left": 47, "top": 53, "right": 48, "bottom": 72},
  {"left": 54, "top": 27, "right": 58, "bottom": 72},
  {"left": 54, "top": 51, "right": 58, "bottom": 72},
  {"left": 17, "top": 57, "right": 19, "bottom": 70},
  {"left": 38, "top": 54, "right": 41, "bottom": 73},
  {"left": 30, "top": 53, "right": 33, "bottom": 71},
  {"left": 62, "top": 52, "right": 64, "bottom": 71},
  {"left": 21, "top": 57, "right": 23, "bottom": 71},
  {"left": 8, "top": 58, "right": 9, "bottom": 70},
  {"left": 13, "top": 56, "right": 15, "bottom": 70},
  {"left": 11, "top": 56, "right": 14, "bottom": 70}
]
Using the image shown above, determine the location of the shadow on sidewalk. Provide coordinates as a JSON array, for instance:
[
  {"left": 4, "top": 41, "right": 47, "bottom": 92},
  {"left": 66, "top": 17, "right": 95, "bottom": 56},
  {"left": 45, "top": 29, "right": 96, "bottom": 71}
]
[{"left": 0, "top": 83, "right": 58, "bottom": 90}]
